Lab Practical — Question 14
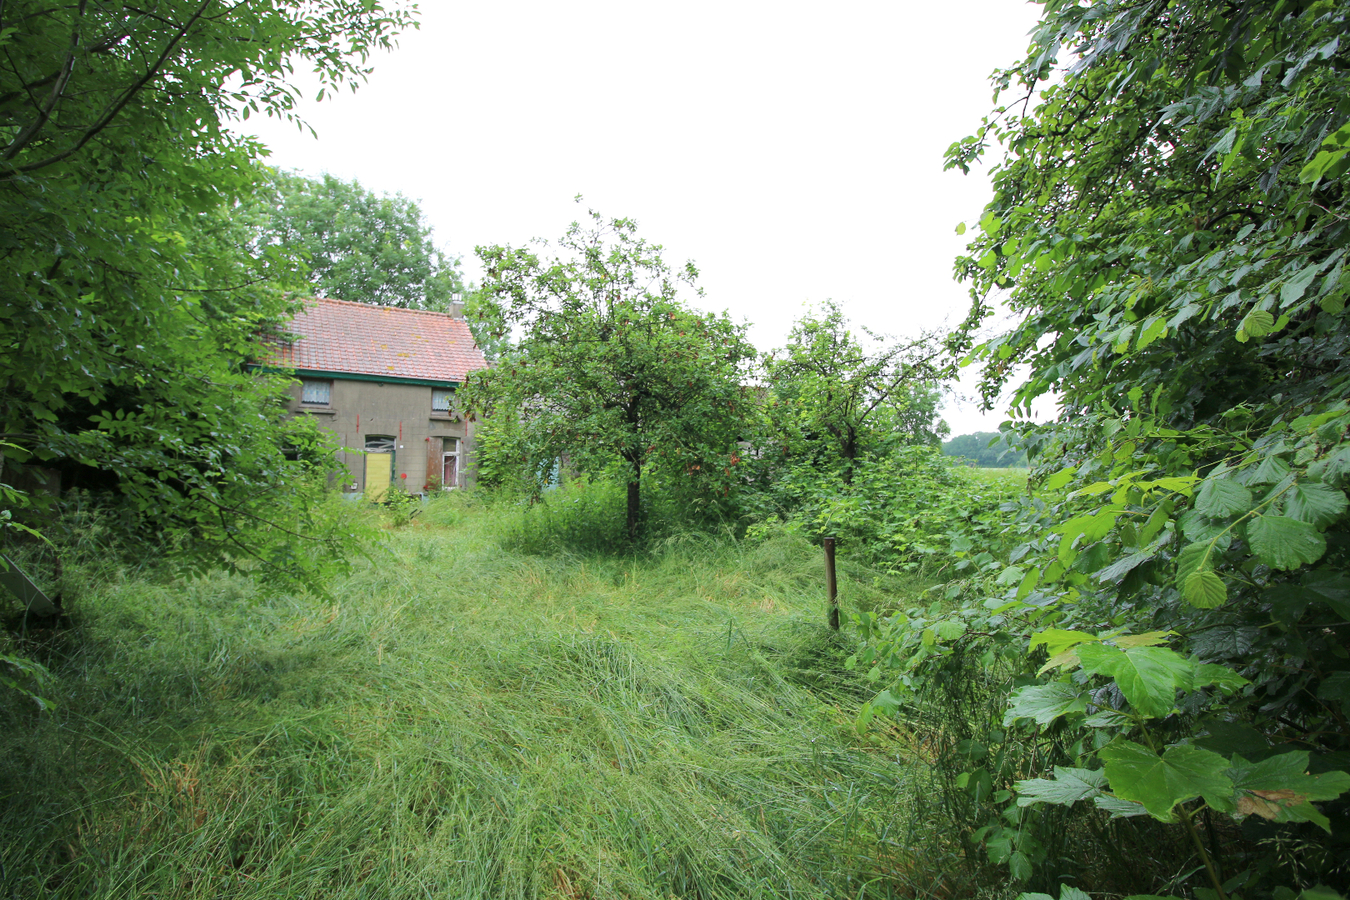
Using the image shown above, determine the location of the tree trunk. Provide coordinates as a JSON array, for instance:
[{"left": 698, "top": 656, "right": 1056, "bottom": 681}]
[
  {"left": 841, "top": 428, "right": 858, "bottom": 485},
  {"left": 626, "top": 467, "right": 641, "bottom": 544},
  {"left": 622, "top": 399, "right": 644, "bottom": 543}
]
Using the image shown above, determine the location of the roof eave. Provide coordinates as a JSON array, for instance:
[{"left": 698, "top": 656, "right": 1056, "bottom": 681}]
[{"left": 252, "top": 364, "right": 464, "bottom": 388}]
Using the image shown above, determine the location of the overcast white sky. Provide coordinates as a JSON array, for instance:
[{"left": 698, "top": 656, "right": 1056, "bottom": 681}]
[{"left": 239, "top": 1, "right": 1049, "bottom": 435}]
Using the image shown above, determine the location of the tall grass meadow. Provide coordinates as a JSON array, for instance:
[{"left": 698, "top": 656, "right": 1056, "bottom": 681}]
[{"left": 0, "top": 489, "right": 955, "bottom": 899}]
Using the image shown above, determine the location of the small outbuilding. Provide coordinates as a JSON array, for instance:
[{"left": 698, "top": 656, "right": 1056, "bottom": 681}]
[{"left": 268, "top": 297, "right": 489, "bottom": 499}]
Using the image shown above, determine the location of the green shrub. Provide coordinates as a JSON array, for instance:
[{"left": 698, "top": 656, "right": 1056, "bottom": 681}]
[
  {"left": 908, "top": 0, "right": 1350, "bottom": 894},
  {"left": 852, "top": 422, "right": 1350, "bottom": 898},
  {"left": 746, "top": 445, "right": 1011, "bottom": 578}
]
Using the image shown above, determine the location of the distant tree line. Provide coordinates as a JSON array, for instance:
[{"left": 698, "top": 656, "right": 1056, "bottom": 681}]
[{"left": 940, "top": 431, "right": 1027, "bottom": 468}]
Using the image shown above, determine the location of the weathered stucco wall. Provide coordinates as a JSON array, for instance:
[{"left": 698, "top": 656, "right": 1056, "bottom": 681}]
[{"left": 284, "top": 378, "right": 476, "bottom": 494}]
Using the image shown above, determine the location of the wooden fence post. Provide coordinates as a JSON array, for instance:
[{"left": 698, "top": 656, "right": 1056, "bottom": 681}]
[{"left": 823, "top": 537, "right": 839, "bottom": 630}]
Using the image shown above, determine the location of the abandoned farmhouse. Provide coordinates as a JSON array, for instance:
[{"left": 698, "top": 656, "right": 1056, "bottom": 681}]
[{"left": 268, "top": 297, "right": 490, "bottom": 499}]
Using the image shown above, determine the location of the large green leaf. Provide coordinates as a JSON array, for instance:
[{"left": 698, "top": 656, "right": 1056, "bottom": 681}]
[
  {"left": 1304, "top": 571, "right": 1350, "bottom": 618},
  {"left": 1227, "top": 751, "right": 1350, "bottom": 830},
  {"left": 1318, "top": 671, "right": 1350, "bottom": 704},
  {"left": 1247, "top": 454, "right": 1293, "bottom": 485},
  {"left": 1045, "top": 467, "right": 1078, "bottom": 491},
  {"left": 1190, "top": 626, "right": 1259, "bottom": 659},
  {"left": 1236, "top": 797, "right": 1333, "bottom": 831},
  {"left": 1055, "top": 510, "right": 1120, "bottom": 543},
  {"left": 1195, "top": 478, "right": 1252, "bottom": 518},
  {"left": 1281, "top": 263, "right": 1320, "bottom": 305},
  {"left": 1238, "top": 307, "right": 1276, "bottom": 341},
  {"left": 1084, "top": 709, "right": 1131, "bottom": 728},
  {"left": 1005, "top": 682, "right": 1089, "bottom": 726},
  {"left": 1183, "top": 570, "right": 1228, "bottom": 608},
  {"left": 1300, "top": 147, "right": 1350, "bottom": 184},
  {"left": 1030, "top": 629, "right": 1097, "bottom": 656},
  {"left": 1174, "top": 542, "right": 1213, "bottom": 581},
  {"left": 1285, "top": 482, "right": 1348, "bottom": 527},
  {"left": 1298, "top": 887, "right": 1347, "bottom": 900},
  {"left": 1095, "top": 549, "right": 1155, "bottom": 584},
  {"left": 1099, "top": 740, "right": 1233, "bottom": 821},
  {"left": 1192, "top": 663, "right": 1248, "bottom": 692},
  {"left": 1136, "top": 316, "right": 1168, "bottom": 349},
  {"left": 1179, "top": 510, "right": 1233, "bottom": 546},
  {"left": 1308, "top": 445, "right": 1350, "bottom": 484},
  {"left": 1015, "top": 767, "right": 1107, "bottom": 807},
  {"left": 1077, "top": 643, "right": 1192, "bottom": 719},
  {"left": 935, "top": 619, "right": 968, "bottom": 641},
  {"left": 1112, "top": 631, "right": 1173, "bottom": 649},
  {"left": 1247, "top": 514, "right": 1327, "bottom": 570},
  {"left": 1229, "top": 751, "right": 1350, "bottom": 800},
  {"left": 1094, "top": 795, "right": 1150, "bottom": 818}
]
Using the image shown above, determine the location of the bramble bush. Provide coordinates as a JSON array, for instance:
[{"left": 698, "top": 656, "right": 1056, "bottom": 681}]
[{"left": 745, "top": 445, "right": 1016, "bottom": 578}]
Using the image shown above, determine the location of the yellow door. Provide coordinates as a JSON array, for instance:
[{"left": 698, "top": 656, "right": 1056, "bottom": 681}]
[{"left": 364, "top": 452, "right": 392, "bottom": 502}]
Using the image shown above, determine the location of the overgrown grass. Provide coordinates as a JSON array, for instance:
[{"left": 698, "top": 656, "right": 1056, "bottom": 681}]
[{"left": 0, "top": 497, "right": 948, "bottom": 900}]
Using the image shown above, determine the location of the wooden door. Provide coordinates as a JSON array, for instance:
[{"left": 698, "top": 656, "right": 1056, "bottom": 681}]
[{"left": 364, "top": 450, "right": 392, "bottom": 501}]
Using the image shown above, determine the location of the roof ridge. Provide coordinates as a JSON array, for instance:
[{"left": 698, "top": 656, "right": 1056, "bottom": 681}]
[{"left": 306, "top": 295, "right": 468, "bottom": 322}]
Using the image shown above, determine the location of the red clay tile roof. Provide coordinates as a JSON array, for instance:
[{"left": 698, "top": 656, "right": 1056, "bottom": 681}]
[{"left": 269, "top": 297, "right": 488, "bottom": 384}]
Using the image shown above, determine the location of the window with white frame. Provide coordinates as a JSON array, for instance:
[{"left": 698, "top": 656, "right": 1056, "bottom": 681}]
[
  {"left": 431, "top": 387, "right": 455, "bottom": 413},
  {"left": 300, "top": 379, "right": 331, "bottom": 406}
]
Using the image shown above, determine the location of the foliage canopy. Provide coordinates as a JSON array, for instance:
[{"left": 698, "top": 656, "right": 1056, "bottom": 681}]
[
  {"left": 1, "top": 0, "right": 415, "bottom": 588},
  {"left": 463, "top": 209, "right": 756, "bottom": 542},
  {"left": 248, "top": 170, "right": 466, "bottom": 311},
  {"left": 763, "top": 301, "right": 948, "bottom": 484}
]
